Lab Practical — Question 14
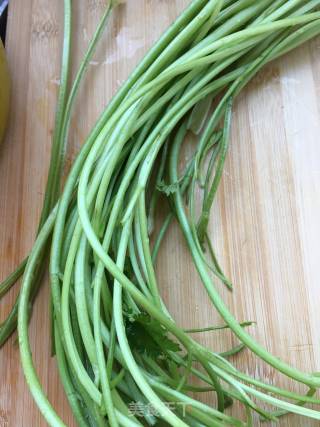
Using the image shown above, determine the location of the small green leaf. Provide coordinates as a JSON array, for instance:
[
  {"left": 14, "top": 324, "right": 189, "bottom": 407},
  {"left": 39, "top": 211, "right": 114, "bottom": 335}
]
[
  {"left": 125, "top": 312, "right": 181, "bottom": 358},
  {"left": 156, "top": 179, "right": 180, "bottom": 197}
]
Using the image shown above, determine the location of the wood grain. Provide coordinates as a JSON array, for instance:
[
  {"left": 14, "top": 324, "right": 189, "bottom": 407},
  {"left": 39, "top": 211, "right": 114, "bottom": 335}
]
[{"left": 0, "top": 1, "right": 319, "bottom": 426}]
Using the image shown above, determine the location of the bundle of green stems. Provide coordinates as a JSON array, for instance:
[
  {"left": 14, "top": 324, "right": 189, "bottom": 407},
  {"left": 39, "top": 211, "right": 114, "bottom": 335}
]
[{"left": 1, "top": 1, "right": 320, "bottom": 426}]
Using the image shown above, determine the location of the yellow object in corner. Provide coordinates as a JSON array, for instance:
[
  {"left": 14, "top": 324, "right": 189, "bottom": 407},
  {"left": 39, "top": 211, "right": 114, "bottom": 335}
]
[{"left": 0, "top": 39, "right": 10, "bottom": 144}]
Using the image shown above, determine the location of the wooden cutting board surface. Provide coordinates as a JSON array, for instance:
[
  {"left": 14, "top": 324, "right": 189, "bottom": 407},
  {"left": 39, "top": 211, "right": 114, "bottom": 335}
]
[{"left": 0, "top": 1, "right": 320, "bottom": 426}]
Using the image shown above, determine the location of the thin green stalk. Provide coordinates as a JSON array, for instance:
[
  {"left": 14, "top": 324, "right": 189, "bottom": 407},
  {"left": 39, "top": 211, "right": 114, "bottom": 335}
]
[
  {"left": 93, "top": 256, "right": 119, "bottom": 427},
  {"left": 17, "top": 208, "right": 65, "bottom": 427},
  {"left": 0, "top": 259, "right": 27, "bottom": 298},
  {"left": 185, "top": 321, "right": 254, "bottom": 334},
  {"left": 197, "top": 97, "right": 233, "bottom": 242},
  {"left": 54, "top": 324, "right": 88, "bottom": 427}
]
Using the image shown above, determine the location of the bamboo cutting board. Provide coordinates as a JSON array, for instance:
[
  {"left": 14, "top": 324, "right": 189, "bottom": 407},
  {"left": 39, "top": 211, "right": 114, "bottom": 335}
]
[{"left": 0, "top": 1, "right": 320, "bottom": 426}]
